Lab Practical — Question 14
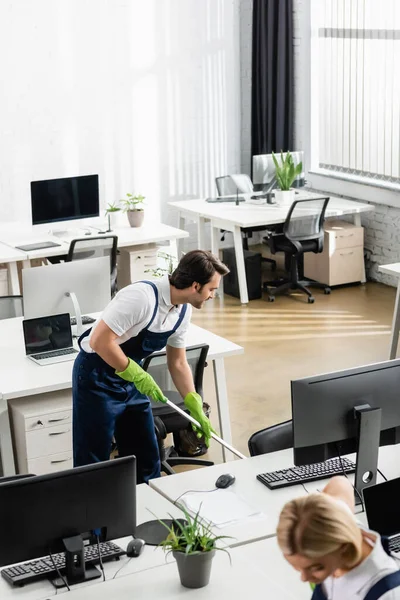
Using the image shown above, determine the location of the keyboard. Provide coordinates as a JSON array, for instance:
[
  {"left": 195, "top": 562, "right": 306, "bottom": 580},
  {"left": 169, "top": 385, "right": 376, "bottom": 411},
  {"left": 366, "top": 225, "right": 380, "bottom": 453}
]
[
  {"left": 206, "top": 196, "right": 245, "bottom": 203},
  {"left": 1, "top": 541, "right": 125, "bottom": 587},
  {"left": 15, "top": 241, "right": 61, "bottom": 252},
  {"left": 31, "top": 348, "right": 78, "bottom": 360},
  {"left": 389, "top": 535, "right": 400, "bottom": 554},
  {"left": 256, "top": 457, "right": 356, "bottom": 490},
  {"left": 70, "top": 315, "right": 96, "bottom": 326}
]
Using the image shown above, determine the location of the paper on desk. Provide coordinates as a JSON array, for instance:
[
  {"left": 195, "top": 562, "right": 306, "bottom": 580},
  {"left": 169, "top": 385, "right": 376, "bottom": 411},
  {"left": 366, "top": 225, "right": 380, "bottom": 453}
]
[{"left": 179, "top": 489, "right": 264, "bottom": 528}]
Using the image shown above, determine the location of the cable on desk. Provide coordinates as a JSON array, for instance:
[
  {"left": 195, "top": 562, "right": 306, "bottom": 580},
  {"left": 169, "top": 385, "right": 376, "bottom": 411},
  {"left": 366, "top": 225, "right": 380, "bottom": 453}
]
[
  {"left": 173, "top": 488, "right": 218, "bottom": 508},
  {"left": 112, "top": 556, "right": 133, "bottom": 580},
  {"left": 49, "top": 550, "right": 70, "bottom": 592},
  {"left": 96, "top": 535, "right": 105, "bottom": 582},
  {"left": 377, "top": 468, "right": 388, "bottom": 482}
]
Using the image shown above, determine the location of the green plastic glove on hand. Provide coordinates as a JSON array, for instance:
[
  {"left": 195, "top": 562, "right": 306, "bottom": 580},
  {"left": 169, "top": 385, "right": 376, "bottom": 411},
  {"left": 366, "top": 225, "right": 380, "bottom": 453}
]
[
  {"left": 184, "top": 392, "right": 216, "bottom": 447},
  {"left": 116, "top": 358, "right": 168, "bottom": 403}
]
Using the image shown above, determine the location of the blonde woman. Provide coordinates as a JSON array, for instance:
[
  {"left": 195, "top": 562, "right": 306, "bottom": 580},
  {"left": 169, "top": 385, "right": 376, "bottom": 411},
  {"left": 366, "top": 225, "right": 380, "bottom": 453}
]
[{"left": 276, "top": 476, "right": 400, "bottom": 599}]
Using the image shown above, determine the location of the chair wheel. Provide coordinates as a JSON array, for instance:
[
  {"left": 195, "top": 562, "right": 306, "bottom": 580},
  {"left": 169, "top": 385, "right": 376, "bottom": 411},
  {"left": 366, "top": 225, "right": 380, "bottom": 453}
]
[
  {"left": 324, "top": 287, "right": 331, "bottom": 295},
  {"left": 308, "top": 296, "right": 315, "bottom": 304},
  {"left": 268, "top": 296, "right": 275, "bottom": 302}
]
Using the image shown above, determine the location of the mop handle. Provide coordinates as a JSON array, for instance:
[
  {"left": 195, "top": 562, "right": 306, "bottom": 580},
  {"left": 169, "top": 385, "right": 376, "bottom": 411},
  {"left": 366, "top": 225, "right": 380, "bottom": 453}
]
[{"left": 165, "top": 399, "right": 246, "bottom": 460}]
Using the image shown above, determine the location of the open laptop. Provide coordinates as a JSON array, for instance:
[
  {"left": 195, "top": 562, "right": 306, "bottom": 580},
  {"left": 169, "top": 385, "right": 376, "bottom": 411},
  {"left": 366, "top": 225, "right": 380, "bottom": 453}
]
[
  {"left": 364, "top": 477, "right": 400, "bottom": 555},
  {"left": 23, "top": 313, "right": 78, "bottom": 366}
]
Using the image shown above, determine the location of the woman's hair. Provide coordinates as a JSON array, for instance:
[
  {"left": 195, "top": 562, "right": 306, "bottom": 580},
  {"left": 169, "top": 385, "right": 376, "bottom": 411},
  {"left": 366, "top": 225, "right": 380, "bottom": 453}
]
[
  {"left": 276, "top": 493, "right": 363, "bottom": 568},
  {"left": 169, "top": 250, "right": 229, "bottom": 290}
]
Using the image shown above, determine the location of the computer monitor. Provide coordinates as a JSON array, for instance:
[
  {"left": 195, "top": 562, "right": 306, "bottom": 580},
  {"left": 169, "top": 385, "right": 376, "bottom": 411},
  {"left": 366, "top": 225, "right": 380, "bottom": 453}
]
[
  {"left": 292, "top": 359, "right": 400, "bottom": 499},
  {"left": 31, "top": 174, "right": 100, "bottom": 226},
  {"left": 0, "top": 457, "right": 136, "bottom": 584},
  {"left": 22, "top": 257, "right": 111, "bottom": 335},
  {"left": 252, "top": 151, "right": 305, "bottom": 188}
]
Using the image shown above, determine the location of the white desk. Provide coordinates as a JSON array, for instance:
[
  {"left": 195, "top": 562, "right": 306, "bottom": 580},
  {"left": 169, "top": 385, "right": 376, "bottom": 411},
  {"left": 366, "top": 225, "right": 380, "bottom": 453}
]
[
  {"left": 379, "top": 263, "right": 400, "bottom": 359},
  {"left": 150, "top": 446, "right": 400, "bottom": 547},
  {"left": 0, "top": 319, "right": 243, "bottom": 476},
  {"left": 170, "top": 194, "right": 373, "bottom": 303},
  {"left": 0, "top": 223, "right": 189, "bottom": 294}
]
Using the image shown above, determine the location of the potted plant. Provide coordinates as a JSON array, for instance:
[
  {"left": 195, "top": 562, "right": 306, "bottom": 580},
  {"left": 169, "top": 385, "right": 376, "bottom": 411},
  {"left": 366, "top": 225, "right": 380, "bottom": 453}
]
[
  {"left": 120, "top": 193, "right": 145, "bottom": 228},
  {"left": 104, "top": 202, "right": 121, "bottom": 232},
  {"left": 145, "top": 251, "right": 176, "bottom": 279},
  {"left": 159, "top": 507, "right": 230, "bottom": 589},
  {"left": 272, "top": 151, "right": 303, "bottom": 205}
]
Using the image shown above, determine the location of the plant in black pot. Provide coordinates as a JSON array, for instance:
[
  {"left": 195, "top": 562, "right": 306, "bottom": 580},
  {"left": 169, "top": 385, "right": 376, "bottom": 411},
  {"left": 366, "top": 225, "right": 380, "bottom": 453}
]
[
  {"left": 159, "top": 507, "right": 230, "bottom": 589},
  {"left": 120, "top": 193, "right": 145, "bottom": 227}
]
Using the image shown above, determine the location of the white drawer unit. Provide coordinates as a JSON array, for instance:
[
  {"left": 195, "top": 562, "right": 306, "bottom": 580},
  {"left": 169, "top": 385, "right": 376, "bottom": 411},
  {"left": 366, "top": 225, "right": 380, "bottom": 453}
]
[
  {"left": 9, "top": 390, "right": 72, "bottom": 475},
  {"left": 117, "top": 243, "right": 159, "bottom": 288}
]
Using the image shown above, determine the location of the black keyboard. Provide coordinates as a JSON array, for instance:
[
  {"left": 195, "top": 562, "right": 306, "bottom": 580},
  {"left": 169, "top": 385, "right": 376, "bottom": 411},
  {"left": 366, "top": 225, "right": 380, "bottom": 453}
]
[
  {"left": 70, "top": 315, "right": 96, "bottom": 326},
  {"left": 389, "top": 536, "right": 400, "bottom": 554},
  {"left": 257, "top": 457, "right": 356, "bottom": 490},
  {"left": 1, "top": 541, "right": 125, "bottom": 587},
  {"left": 206, "top": 196, "right": 245, "bottom": 203},
  {"left": 31, "top": 348, "right": 78, "bottom": 360},
  {"left": 15, "top": 241, "right": 61, "bottom": 251}
]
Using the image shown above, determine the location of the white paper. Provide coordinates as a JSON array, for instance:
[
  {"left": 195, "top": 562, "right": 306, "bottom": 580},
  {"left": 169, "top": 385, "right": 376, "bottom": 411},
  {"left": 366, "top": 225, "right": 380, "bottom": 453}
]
[{"left": 179, "top": 489, "right": 264, "bottom": 528}]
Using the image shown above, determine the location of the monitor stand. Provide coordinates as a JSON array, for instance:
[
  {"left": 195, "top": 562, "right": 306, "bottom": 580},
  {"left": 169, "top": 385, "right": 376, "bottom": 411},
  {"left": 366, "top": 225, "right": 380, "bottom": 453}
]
[
  {"left": 50, "top": 535, "right": 101, "bottom": 589},
  {"left": 353, "top": 404, "right": 382, "bottom": 505}
]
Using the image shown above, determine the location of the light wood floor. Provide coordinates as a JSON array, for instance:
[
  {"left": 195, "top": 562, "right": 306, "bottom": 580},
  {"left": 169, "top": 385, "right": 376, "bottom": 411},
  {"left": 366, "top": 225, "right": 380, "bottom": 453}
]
[{"left": 190, "top": 281, "right": 396, "bottom": 462}]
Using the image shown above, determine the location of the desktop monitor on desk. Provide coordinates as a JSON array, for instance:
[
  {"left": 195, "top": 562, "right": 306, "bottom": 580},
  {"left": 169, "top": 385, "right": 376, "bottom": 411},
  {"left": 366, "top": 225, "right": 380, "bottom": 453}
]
[
  {"left": 252, "top": 151, "right": 305, "bottom": 190},
  {"left": 292, "top": 359, "right": 400, "bottom": 500}
]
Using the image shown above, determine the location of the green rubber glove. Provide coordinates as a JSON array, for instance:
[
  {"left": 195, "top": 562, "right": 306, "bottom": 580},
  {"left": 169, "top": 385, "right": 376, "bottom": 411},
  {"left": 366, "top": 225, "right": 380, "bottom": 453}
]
[
  {"left": 116, "top": 358, "right": 167, "bottom": 403},
  {"left": 184, "top": 392, "right": 216, "bottom": 447}
]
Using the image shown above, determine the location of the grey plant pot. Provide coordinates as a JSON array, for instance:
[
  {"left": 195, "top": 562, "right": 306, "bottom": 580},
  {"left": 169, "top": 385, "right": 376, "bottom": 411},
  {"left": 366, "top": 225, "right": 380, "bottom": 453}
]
[
  {"left": 127, "top": 209, "right": 144, "bottom": 227},
  {"left": 173, "top": 549, "right": 215, "bottom": 589}
]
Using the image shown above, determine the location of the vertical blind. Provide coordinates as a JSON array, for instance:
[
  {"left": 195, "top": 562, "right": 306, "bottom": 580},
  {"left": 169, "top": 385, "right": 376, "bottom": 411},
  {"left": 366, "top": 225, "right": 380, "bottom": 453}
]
[{"left": 317, "top": 0, "right": 400, "bottom": 184}]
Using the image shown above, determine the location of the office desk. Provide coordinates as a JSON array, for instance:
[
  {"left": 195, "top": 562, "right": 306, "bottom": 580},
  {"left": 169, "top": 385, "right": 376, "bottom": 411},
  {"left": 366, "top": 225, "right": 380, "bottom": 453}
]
[
  {"left": 379, "top": 263, "right": 400, "bottom": 359},
  {"left": 170, "top": 194, "right": 373, "bottom": 303},
  {"left": 0, "top": 223, "right": 189, "bottom": 294},
  {"left": 150, "top": 445, "right": 400, "bottom": 547},
  {"left": 0, "top": 319, "right": 243, "bottom": 476}
]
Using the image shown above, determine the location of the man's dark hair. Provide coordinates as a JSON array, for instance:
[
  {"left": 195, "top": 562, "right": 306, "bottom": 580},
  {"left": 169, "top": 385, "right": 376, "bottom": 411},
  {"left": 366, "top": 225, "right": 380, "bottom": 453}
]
[{"left": 169, "top": 250, "right": 230, "bottom": 290}]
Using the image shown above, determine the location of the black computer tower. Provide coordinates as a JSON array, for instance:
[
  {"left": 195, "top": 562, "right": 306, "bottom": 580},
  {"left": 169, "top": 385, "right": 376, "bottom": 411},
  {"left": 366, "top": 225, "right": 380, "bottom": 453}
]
[{"left": 222, "top": 248, "right": 262, "bottom": 300}]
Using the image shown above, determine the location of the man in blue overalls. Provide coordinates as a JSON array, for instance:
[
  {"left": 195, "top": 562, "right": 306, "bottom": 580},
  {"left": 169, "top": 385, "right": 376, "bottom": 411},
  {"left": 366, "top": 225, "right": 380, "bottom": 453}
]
[{"left": 72, "top": 249, "right": 229, "bottom": 483}]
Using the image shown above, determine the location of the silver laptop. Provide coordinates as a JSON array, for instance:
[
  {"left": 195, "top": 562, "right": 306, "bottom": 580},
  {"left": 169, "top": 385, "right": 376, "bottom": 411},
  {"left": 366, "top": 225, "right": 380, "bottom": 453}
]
[{"left": 23, "top": 313, "right": 78, "bottom": 366}]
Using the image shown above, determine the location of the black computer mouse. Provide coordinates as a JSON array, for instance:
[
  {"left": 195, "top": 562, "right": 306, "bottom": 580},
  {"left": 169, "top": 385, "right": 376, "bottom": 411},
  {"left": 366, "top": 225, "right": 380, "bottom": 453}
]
[
  {"left": 126, "top": 538, "right": 145, "bottom": 557},
  {"left": 215, "top": 473, "right": 236, "bottom": 489}
]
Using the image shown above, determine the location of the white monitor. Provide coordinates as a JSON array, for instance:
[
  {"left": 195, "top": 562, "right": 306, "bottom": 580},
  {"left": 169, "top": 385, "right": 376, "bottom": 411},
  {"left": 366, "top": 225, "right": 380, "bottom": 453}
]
[
  {"left": 252, "top": 150, "right": 305, "bottom": 187},
  {"left": 22, "top": 257, "right": 111, "bottom": 328}
]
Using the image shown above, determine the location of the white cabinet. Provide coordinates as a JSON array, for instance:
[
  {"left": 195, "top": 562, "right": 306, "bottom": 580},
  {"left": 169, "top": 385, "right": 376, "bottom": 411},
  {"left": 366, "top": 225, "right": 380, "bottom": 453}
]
[
  {"left": 117, "top": 243, "right": 159, "bottom": 288},
  {"left": 9, "top": 391, "right": 73, "bottom": 475}
]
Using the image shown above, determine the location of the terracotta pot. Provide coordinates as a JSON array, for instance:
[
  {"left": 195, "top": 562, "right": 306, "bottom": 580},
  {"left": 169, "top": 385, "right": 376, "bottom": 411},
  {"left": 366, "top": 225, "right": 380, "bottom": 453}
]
[{"left": 127, "top": 210, "right": 144, "bottom": 227}]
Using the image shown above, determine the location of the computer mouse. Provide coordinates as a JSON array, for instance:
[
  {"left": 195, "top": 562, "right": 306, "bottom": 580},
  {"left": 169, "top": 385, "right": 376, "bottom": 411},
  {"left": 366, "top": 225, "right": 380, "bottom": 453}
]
[
  {"left": 126, "top": 537, "right": 145, "bottom": 557},
  {"left": 215, "top": 473, "right": 236, "bottom": 489}
]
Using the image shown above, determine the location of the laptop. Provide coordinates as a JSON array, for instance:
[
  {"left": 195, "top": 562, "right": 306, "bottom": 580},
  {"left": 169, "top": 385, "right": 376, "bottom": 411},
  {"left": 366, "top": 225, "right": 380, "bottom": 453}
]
[
  {"left": 364, "top": 477, "right": 400, "bottom": 555},
  {"left": 23, "top": 313, "right": 78, "bottom": 366}
]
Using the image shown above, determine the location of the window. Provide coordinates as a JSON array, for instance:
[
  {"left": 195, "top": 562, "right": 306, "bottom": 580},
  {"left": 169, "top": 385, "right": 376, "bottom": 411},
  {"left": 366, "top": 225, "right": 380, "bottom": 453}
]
[{"left": 313, "top": 0, "right": 400, "bottom": 187}]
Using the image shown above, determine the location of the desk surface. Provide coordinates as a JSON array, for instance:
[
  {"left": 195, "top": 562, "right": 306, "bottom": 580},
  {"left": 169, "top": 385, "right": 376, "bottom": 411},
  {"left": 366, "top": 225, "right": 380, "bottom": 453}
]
[
  {"left": 379, "top": 263, "right": 400, "bottom": 277},
  {"left": 169, "top": 194, "right": 372, "bottom": 228},
  {"left": 0, "top": 242, "right": 27, "bottom": 263},
  {"left": 0, "top": 319, "right": 243, "bottom": 400}
]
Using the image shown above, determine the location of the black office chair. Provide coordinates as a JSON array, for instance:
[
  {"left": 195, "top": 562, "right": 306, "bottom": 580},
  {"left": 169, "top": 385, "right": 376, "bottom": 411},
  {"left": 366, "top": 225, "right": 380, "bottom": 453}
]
[
  {"left": 0, "top": 295, "right": 24, "bottom": 319},
  {"left": 66, "top": 235, "right": 118, "bottom": 296},
  {"left": 263, "top": 197, "right": 331, "bottom": 303},
  {"left": 248, "top": 420, "right": 293, "bottom": 456},
  {"left": 215, "top": 175, "right": 276, "bottom": 270},
  {"left": 142, "top": 344, "right": 214, "bottom": 475}
]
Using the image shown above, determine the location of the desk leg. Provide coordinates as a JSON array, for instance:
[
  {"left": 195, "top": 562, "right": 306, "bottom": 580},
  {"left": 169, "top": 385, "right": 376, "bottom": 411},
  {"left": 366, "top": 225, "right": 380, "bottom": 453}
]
[
  {"left": 233, "top": 226, "right": 248, "bottom": 304},
  {"left": 353, "top": 214, "right": 366, "bottom": 283},
  {"left": 8, "top": 262, "right": 20, "bottom": 295},
  {"left": 0, "top": 398, "right": 16, "bottom": 476},
  {"left": 389, "top": 282, "right": 400, "bottom": 359},
  {"left": 211, "top": 226, "right": 224, "bottom": 299},
  {"left": 177, "top": 212, "right": 186, "bottom": 257},
  {"left": 197, "top": 216, "right": 206, "bottom": 249},
  {"left": 212, "top": 358, "right": 233, "bottom": 462}
]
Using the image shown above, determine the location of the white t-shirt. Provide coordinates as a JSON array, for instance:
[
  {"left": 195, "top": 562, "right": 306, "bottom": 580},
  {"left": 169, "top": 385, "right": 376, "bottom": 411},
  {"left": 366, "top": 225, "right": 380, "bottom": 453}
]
[
  {"left": 80, "top": 276, "right": 192, "bottom": 353},
  {"left": 322, "top": 528, "right": 400, "bottom": 599}
]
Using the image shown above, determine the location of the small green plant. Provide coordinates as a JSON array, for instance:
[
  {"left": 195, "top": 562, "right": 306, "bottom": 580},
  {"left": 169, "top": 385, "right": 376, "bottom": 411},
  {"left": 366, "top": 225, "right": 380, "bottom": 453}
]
[
  {"left": 105, "top": 201, "right": 121, "bottom": 215},
  {"left": 272, "top": 151, "right": 303, "bottom": 191},
  {"left": 145, "top": 251, "right": 176, "bottom": 279},
  {"left": 158, "top": 506, "right": 231, "bottom": 558},
  {"left": 120, "top": 193, "right": 145, "bottom": 212}
]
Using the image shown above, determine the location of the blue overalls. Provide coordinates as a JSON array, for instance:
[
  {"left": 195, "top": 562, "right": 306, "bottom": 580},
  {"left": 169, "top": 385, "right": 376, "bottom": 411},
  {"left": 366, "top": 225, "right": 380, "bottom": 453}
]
[{"left": 72, "top": 281, "right": 187, "bottom": 484}]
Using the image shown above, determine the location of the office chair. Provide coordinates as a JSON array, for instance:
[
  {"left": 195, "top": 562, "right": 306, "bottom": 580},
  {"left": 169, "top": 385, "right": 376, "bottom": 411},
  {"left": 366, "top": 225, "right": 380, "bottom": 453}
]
[
  {"left": 248, "top": 421, "right": 293, "bottom": 456},
  {"left": 66, "top": 235, "right": 118, "bottom": 296},
  {"left": 0, "top": 295, "right": 24, "bottom": 319},
  {"left": 263, "top": 197, "right": 331, "bottom": 304},
  {"left": 142, "top": 344, "right": 214, "bottom": 475},
  {"left": 215, "top": 175, "right": 276, "bottom": 270}
]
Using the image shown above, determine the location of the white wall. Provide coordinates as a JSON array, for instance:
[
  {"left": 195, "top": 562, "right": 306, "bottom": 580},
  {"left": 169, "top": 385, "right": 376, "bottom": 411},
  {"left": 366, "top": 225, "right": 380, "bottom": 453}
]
[{"left": 0, "top": 0, "right": 241, "bottom": 230}]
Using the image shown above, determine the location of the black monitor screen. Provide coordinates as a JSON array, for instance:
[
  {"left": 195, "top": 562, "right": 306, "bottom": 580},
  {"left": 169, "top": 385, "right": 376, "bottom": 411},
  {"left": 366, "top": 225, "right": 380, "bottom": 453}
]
[
  {"left": 31, "top": 174, "right": 99, "bottom": 225},
  {"left": 23, "top": 313, "right": 72, "bottom": 355},
  {"left": 364, "top": 477, "right": 400, "bottom": 536}
]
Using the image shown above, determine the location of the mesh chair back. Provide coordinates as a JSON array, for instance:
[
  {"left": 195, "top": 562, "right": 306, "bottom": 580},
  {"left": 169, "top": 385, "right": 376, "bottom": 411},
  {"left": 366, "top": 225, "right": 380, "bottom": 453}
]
[
  {"left": 215, "top": 174, "right": 253, "bottom": 196},
  {"left": 67, "top": 235, "right": 118, "bottom": 295},
  {"left": 142, "top": 344, "right": 209, "bottom": 398},
  {"left": 0, "top": 296, "right": 24, "bottom": 319},
  {"left": 284, "top": 197, "right": 330, "bottom": 242}
]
